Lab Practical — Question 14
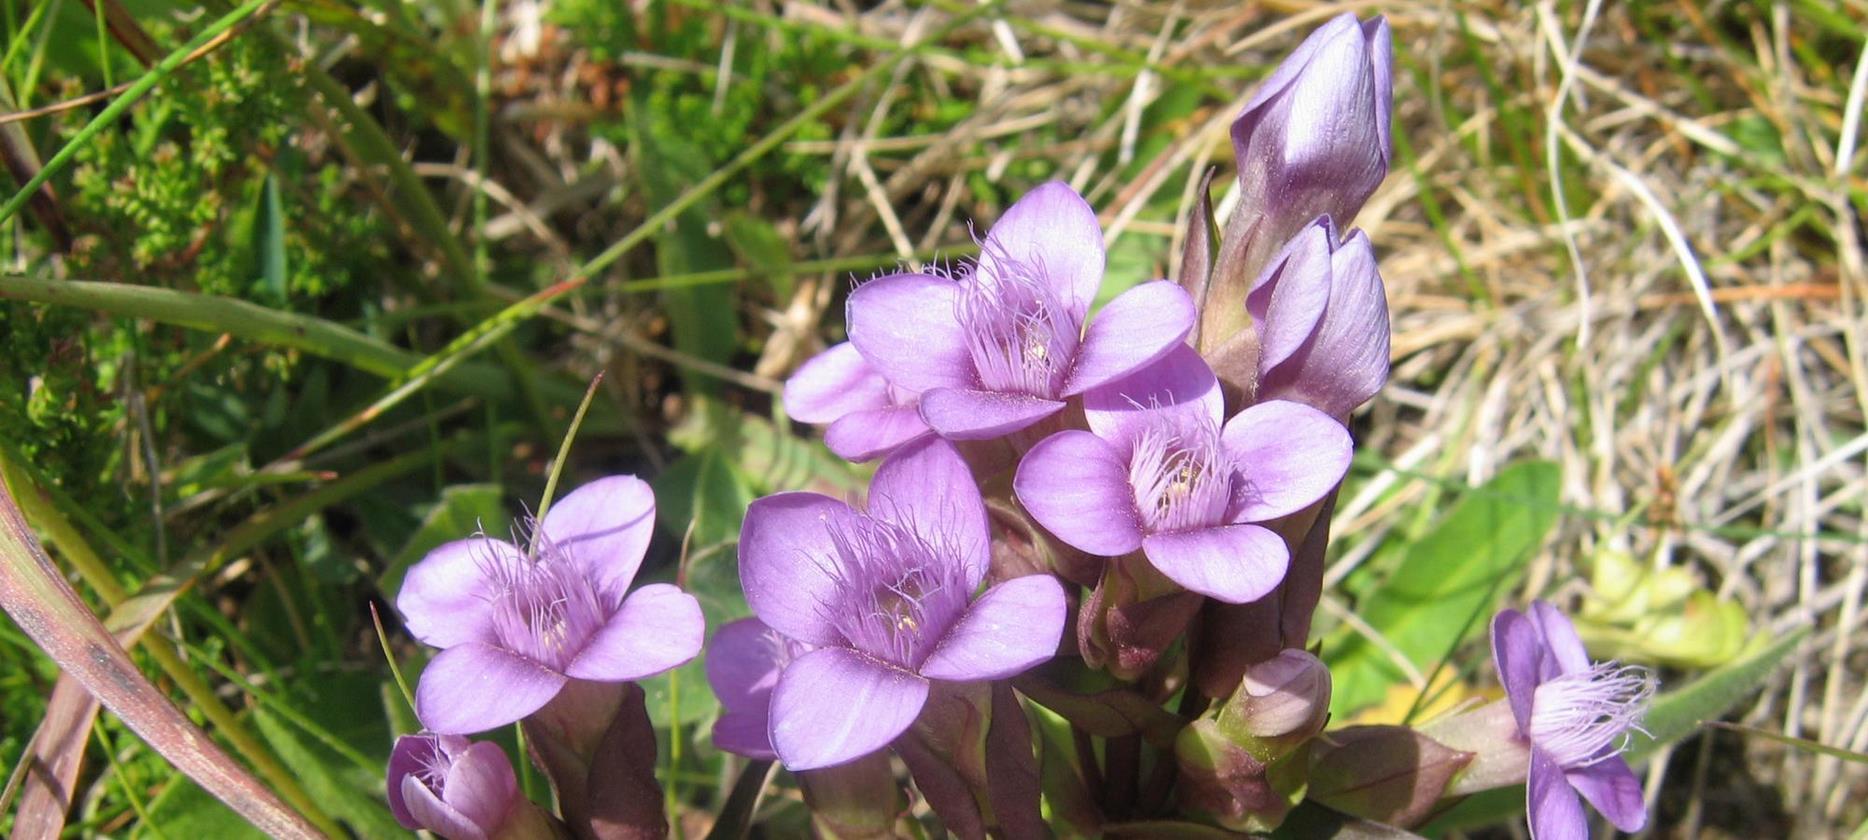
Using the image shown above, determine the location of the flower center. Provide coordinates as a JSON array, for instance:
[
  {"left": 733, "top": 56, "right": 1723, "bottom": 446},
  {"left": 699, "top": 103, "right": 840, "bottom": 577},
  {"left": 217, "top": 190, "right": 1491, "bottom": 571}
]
[
  {"left": 820, "top": 509, "right": 970, "bottom": 669},
  {"left": 1128, "top": 418, "right": 1235, "bottom": 533},
  {"left": 956, "top": 252, "right": 1078, "bottom": 397},
  {"left": 1528, "top": 661, "right": 1654, "bottom": 768},
  {"left": 481, "top": 533, "right": 612, "bottom": 672}
]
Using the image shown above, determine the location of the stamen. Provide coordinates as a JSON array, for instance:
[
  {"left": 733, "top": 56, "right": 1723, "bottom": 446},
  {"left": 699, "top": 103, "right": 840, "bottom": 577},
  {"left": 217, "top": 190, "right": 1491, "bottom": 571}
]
[
  {"left": 478, "top": 528, "right": 614, "bottom": 671},
  {"left": 816, "top": 508, "right": 970, "bottom": 669},
  {"left": 1127, "top": 417, "right": 1234, "bottom": 533},
  {"left": 1528, "top": 662, "right": 1654, "bottom": 768},
  {"left": 955, "top": 244, "right": 1078, "bottom": 397},
  {"left": 413, "top": 737, "right": 454, "bottom": 791}
]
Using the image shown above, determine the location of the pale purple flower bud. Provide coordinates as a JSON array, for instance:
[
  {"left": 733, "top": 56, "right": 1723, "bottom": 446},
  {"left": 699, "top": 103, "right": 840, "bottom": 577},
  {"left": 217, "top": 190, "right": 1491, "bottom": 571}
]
[
  {"left": 1230, "top": 649, "right": 1331, "bottom": 741},
  {"left": 396, "top": 476, "right": 706, "bottom": 734},
  {"left": 846, "top": 181, "right": 1196, "bottom": 441},
  {"left": 1014, "top": 345, "right": 1350, "bottom": 604},
  {"left": 784, "top": 341, "right": 932, "bottom": 462},
  {"left": 1247, "top": 218, "right": 1390, "bottom": 418},
  {"left": 1233, "top": 14, "right": 1393, "bottom": 246},
  {"left": 736, "top": 437, "right": 1067, "bottom": 770},
  {"left": 1493, "top": 601, "right": 1655, "bottom": 837},
  {"left": 387, "top": 733, "right": 528, "bottom": 840}
]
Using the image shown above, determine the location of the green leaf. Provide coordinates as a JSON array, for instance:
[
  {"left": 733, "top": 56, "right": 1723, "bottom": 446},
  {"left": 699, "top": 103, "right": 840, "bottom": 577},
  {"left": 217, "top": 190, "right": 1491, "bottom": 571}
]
[
  {"left": 652, "top": 451, "right": 755, "bottom": 549},
  {"left": 252, "top": 708, "right": 404, "bottom": 839},
  {"left": 1330, "top": 461, "right": 1562, "bottom": 716},
  {"left": 379, "top": 483, "right": 507, "bottom": 597},
  {"left": 1628, "top": 626, "right": 1808, "bottom": 761},
  {"left": 724, "top": 211, "right": 796, "bottom": 301},
  {"left": 257, "top": 172, "right": 289, "bottom": 303}
]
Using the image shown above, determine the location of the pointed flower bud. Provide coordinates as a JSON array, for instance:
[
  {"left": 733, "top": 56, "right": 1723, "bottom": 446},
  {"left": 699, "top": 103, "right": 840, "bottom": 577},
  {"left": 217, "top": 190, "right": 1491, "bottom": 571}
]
[
  {"left": 1246, "top": 218, "right": 1390, "bottom": 419},
  {"left": 1226, "top": 649, "right": 1332, "bottom": 744},
  {"left": 387, "top": 733, "right": 553, "bottom": 840}
]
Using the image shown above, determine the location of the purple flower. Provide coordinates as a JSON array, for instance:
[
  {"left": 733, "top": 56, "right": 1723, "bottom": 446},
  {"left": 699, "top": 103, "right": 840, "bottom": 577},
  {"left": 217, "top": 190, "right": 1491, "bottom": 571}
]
[
  {"left": 847, "top": 181, "right": 1196, "bottom": 441},
  {"left": 1233, "top": 14, "right": 1392, "bottom": 243},
  {"left": 705, "top": 616, "right": 808, "bottom": 760},
  {"left": 1014, "top": 345, "right": 1350, "bottom": 603},
  {"left": 1493, "top": 602, "right": 1653, "bottom": 839},
  {"left": 1247, "top": 217, "right": 1390, "bottom": 418},
  {"left": 784, "top": 341, "right": 932, "bottom": 461},
  {"left": 397, "top": 476, "right": 705, "bottom": 734},
  {"left": 386, "top": 733, "right": 524, "bottom": 840},
  {"left": 735, "top": 437, "right": 1067, "bottom": 770}
]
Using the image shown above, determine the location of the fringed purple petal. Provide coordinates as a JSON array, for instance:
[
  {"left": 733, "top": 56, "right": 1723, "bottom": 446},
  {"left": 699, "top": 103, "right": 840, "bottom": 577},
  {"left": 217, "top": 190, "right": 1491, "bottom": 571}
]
[
  {"left": 825, "top": 405, "right": 932, "bottom": 462},
  {"left": 1219, "top": 399, "right": 1352, "bottom": 522},
  {"left": 1527, "top": 748, "right": 1589, "bottom": 840},
  {"left": 397, "top": 537, "right": 509, "bottom": 649},
  {"left": 739, "top": 492, "right": 859, "bottom": 647},
  {"left": 1567, "top": 755, "right": 1646, "bottom": 833},
  {"left": 1061, "top": 280, "right": 1196, "bottom": 396},
  {"left": 978, "top": 180, "right": 1105, "bottom": 323},
  {"left": 1141, "top": 523, "right": 1288, "bottom": 604},
  {"left": 769, "top": 647, "right": 929, "bottom": 770},
  {"left": 868, "top": 437, "right": 991, "bottom": 591},
  {"left": 1014, "top": 430, "right": 1145, "bottom": 556},
  {"left": 539, "top": 475, "right": 656, "bottom": 595},
  {"left": 1082, "top": 343, "right": 1222, "bottom": 455},
  {"left": 564, "top": 583, "right": 704, "bottom": 681},
  {"left": 786, "top": 342, "right": 893, "bottom": 424},
  {"left": 847, "top": 273, "right": 975, "bottom": 393},
  {"left": 416, "top": 643, "right": 566, "bottom": 735},
  {"left": 919, "top": 574, "right": 1066, "bottom": 681},
  {"left": 919, "top": 388, "right": 1065, "bottom": 440}
]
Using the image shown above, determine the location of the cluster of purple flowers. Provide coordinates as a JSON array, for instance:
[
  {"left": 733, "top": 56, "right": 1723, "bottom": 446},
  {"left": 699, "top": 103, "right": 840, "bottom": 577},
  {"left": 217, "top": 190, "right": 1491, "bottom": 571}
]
[{"left": 383, "top": 12, "right": 1656, "bottom": 839}]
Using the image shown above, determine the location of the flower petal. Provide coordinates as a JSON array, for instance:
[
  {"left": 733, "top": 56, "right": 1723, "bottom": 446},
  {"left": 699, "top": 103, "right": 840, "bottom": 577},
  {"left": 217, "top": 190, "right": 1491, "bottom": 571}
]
[
  {"left": 1062, "top": 280, "right": 1196, "bottom": 396},
  {"left": 1246, "top": 218, "right": 1334, "bottom": 373},
  {"left": 1567, "top": 755, "right": 1646, "bottom": 833},
  {"left": 825, "top": 404, "right": 931, "bottom": 462},
  {"left": 769, "top": 647, "right": 929, "bottom": 770},
  {"left": 387, "top": 734, "right": 457, "bottom": 829},
  {"left": 402, "top": 775, "right": 490, "bottom": 840},
  {"left": 442, "top": 741, "right": 520, "bottom": 834},
  {"left": 785, "top": 342, "right": 892, "bottom": 424},
  {"left": 1529, "top": 600, "right": 1592, "bottom": 676},
  {"left": 738, "top": 492, "right": 858, "bottom": 646},
  {"left": 1527, "top": 748, "right": 1589, "bottom": 840},
  {"left": 540, "top": 475, "right": 656, "bottom": 595},
  {"left": 1014, "top": 430, "right": 1144, "bottom": 556},
  {"left": 1141, "top": 524, "right": 1288, "bottom": 604},
  {"left": 920, "top": 574, "right": 1066, "bottom": 681},
  {"left": 1082, "top": 343, "right": 1223, "bottom": 454},
  {"left": 714, "top": 711, "right": 779, "bottom": 761},
  {"left": 1258, "top": 230, "right": 1391, "bottom": 418},
  {"left": 706, "top": 617, "right": 789, "bottom": 716},
  {"left": 564, "top": 583, "right": 705, "bottom": 681},
  {"left": 397, "top": 537, "right": 510, "bottom": 649},
  {"left": 978, "top": 181, "right": 1105, "bottom": 323},
  {"left": 416, "top": 643, "right": 567, "bottom": 734},
  {"left": 847, "top": 273, "right": 974, "bottom": 393},
  {"left": 1220, "top": 399, "right": 1352, "bottom": 522},
  {"left": 919, "top": 388, "right": 1065, "bottom": 440},
  {"left": 869, "top": 437, "right": 991, "bottom": 590},
  {"left": 1491, "top": 607, "right": 1540, "bottom": 733}
]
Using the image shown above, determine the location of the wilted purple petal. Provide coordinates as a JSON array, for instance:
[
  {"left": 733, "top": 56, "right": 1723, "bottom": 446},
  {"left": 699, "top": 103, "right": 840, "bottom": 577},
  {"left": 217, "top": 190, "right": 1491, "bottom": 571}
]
[
  {"left": 825, "top": 405, "right": 932, "bottom": 462},
  {"left": 1491, "top": 608, "right": 1540, "bottom": 732},
  {"left": 416, "top": 643, "right": 567, "bottom": 734},
  {"left": 786, "top": 342, "right": 893, "bottom": 424},
  {"left": 1082, "top": 344, "right": 1223, "bottom": 454},
  {"left": 919, "top": 574, "right": 1067, "bottom": 682},
  {"left": 1015, "top": 430, "right": 1145, "bottom": 556},
  {"left": 565, "top": 583, "right": 704, "bottom": 681},
  {"left": 769, "top": 647, "right": 930, "bottom": 770},
  {"left": 919, "top": 388, "right": 1066, "bottom": 440},
  {"left": 1567, "top": 756, "right": 1646, "bottom": 833},
  {"left": 539, "top": 475, "right": 656, "bottom": 596},
  {"left": 977, "top": 180, "right": 1105, "bottom": 323},
  {"left": 1219, "top": 399, "right": 1352, "bottom": 522},
  {"left": 738, "top": 492, "right": 858, "bottom": 647},
  {"left": 1527, "top": 748, "right": 1588, "bottom": 840},
  {"left": 1141, "top": 524, "right": 1288, "bottom": 604},
  {"left": 868, "top": 436, "right": 991, "bottom": 591},
  {"left": 847, "top": 273, "right": 975, "bottom": 393},
  {"left": 1061, "top": 280, "right": 1196, "bottom": 396},
  {"left": 398, "top": 537, "right": 511, "bottom": 649}
]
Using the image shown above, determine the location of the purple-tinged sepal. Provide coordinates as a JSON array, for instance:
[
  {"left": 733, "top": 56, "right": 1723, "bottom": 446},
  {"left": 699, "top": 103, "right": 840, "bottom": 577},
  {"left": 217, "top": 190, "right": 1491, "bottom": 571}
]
[
  {"left": 387, "top": 733, "right": 558, "bottom": 840},
  {"left": 1307, "top": 724, "right": 1474, "bottom": 828},
  {"left": 1173, "top": 650, "right": 1332, "bottom": 831}
]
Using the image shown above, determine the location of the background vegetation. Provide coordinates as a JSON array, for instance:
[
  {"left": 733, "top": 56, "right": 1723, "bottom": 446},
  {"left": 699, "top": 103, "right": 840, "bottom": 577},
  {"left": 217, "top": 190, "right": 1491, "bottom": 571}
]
[{"left": 0, "top": 0, "right": 1861, "bottom": 836}]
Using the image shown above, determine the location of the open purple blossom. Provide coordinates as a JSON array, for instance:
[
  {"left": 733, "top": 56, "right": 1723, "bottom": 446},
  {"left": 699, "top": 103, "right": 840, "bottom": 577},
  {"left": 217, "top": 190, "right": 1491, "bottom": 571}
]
[
  {"left": 847, "top": 181, "right": 1197, "bottom": 441},
  {"left": 1493, "top": 602, "right": 1653, "bottom": 839},
  {"left": 784, "top": 341, "right": 932, "bottom": 461},
  {"left": 387, "top": 733, "right": 529, "bottom": 840},
  {"left": 736, "top": 437, "right": 1067, "bottom": 770},
  {"left": 1248, "top": 216, "right": 1390, "bottom": 418},
  {"left": 1233, "top": 13, "right": 1392, "bottom": 246},
  {"left": 1014, "top": 345, "right": 1350, "bottom": 603},
  {"left": 398, "top": 476, "right": 705, "bottom": 735},
  {"left": 705, "top": 616, "right": 809, "bottom": 761}
]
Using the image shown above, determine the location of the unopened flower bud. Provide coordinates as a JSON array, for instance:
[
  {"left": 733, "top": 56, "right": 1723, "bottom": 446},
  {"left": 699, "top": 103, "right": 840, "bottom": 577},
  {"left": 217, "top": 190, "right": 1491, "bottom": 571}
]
[
  {"left": 1230, "top": 649, "right": 1332, "bottom": 741},
  {"left": 387, "top": 733, "right": 555, "bottom": 840}
]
